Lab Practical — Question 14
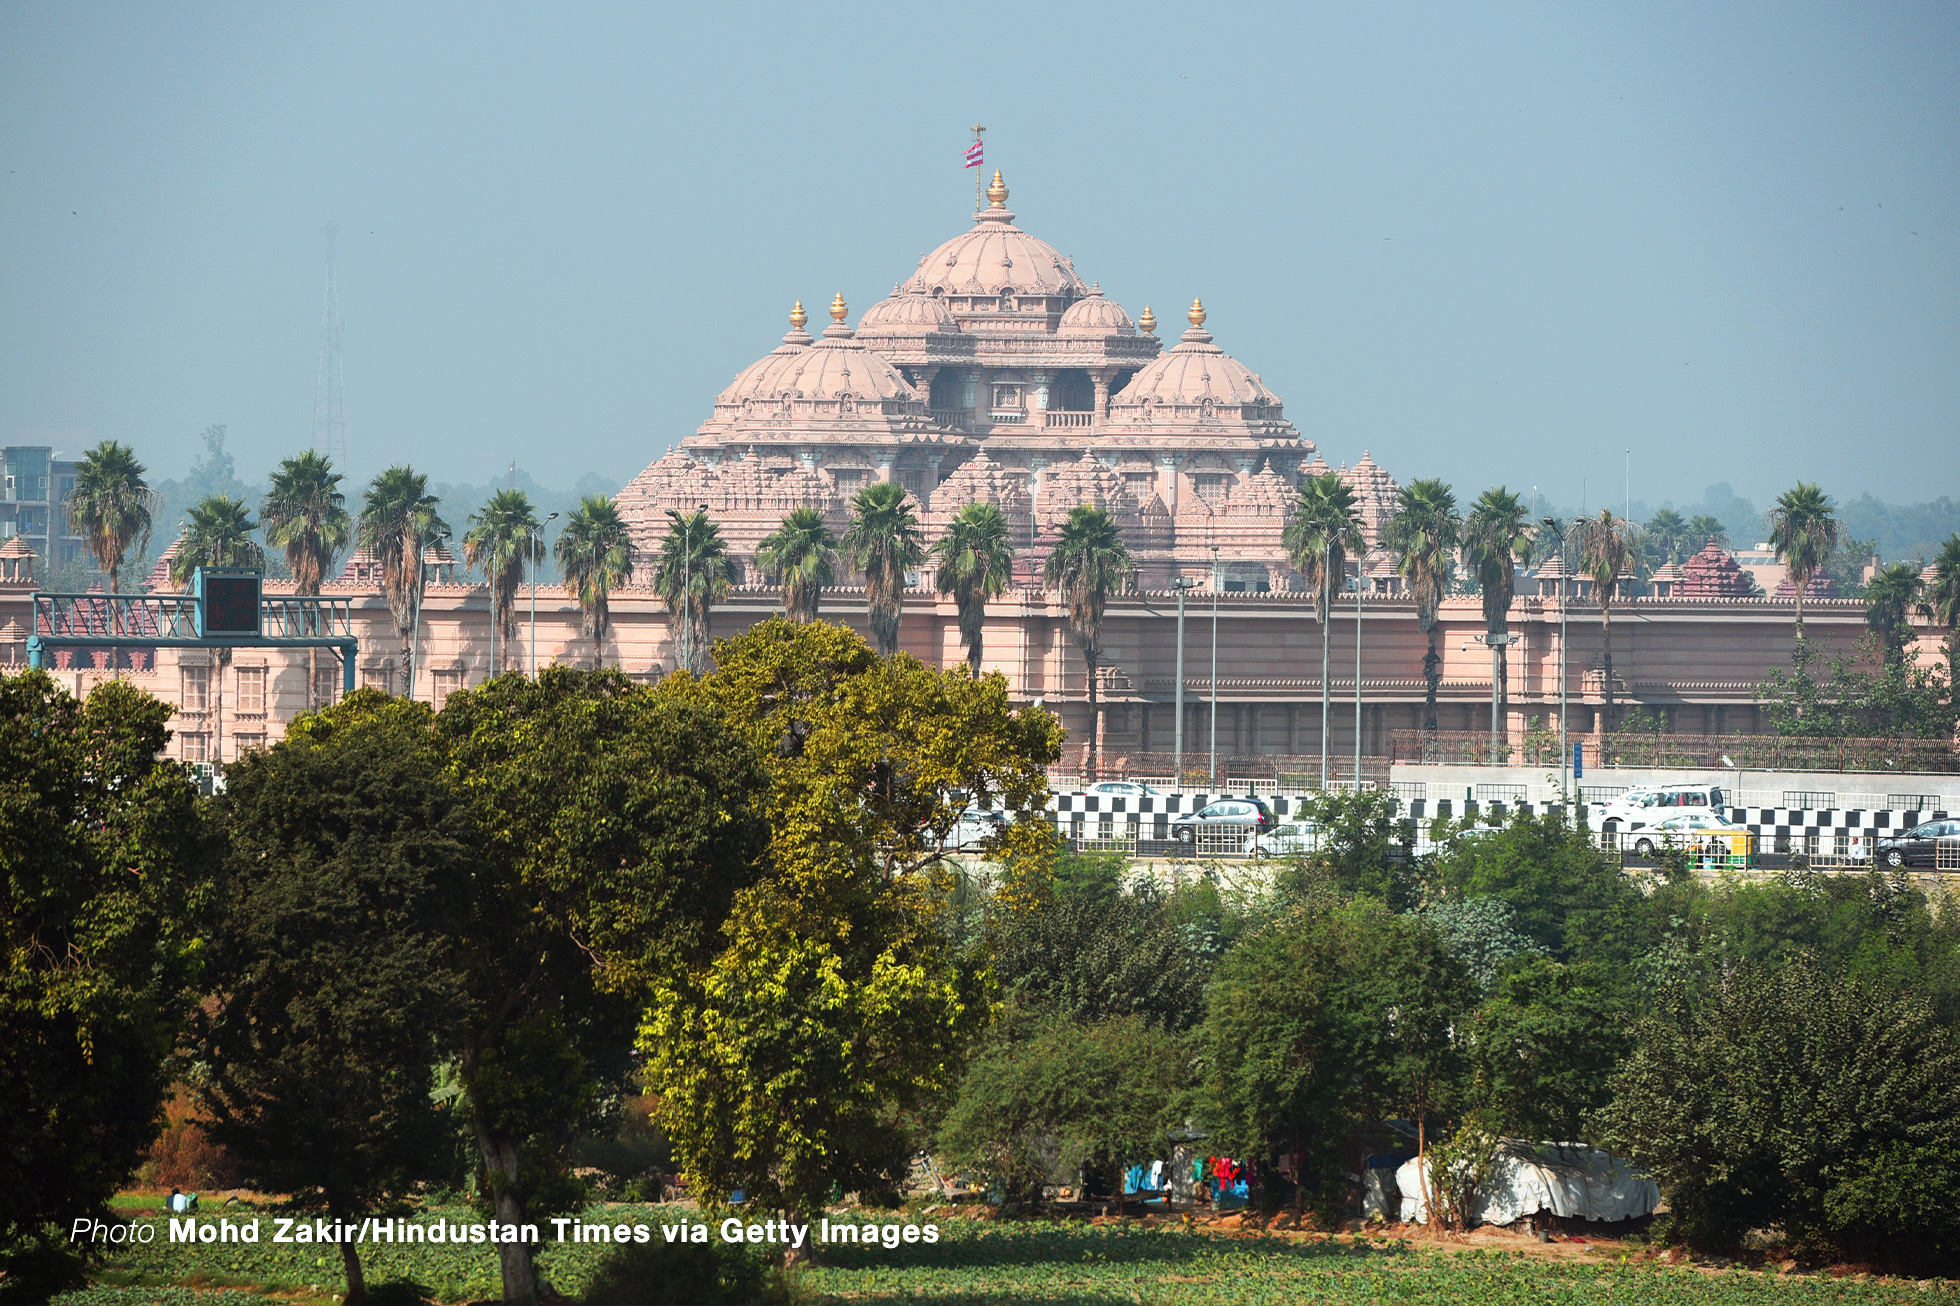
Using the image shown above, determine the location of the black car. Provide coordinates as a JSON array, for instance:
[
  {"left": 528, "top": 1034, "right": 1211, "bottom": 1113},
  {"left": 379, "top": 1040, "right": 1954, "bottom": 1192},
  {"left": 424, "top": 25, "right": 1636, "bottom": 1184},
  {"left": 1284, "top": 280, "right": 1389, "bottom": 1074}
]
[
  {"left": 1170, "top": 797, "right": 1274, "bottom": 845},
  {"left": 1874, "top": 819, "right": 1960, "bottom": 869}
]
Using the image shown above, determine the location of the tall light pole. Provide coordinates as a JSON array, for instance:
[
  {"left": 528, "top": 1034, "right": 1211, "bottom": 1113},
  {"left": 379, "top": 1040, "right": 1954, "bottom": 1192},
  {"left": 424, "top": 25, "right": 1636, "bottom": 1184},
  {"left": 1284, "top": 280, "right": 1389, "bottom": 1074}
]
[
  {"left": 408, "top": 527, "right": 449, "bottom": 702},
  {"left": 1540, "top": 516, "right": 1572, "bottom": 819},
  {"left": 530, "top": 511, "right": 559, "bottom": 677},
  {"left": 1319, "top": 538, "right": 1332, "bottom": 790},
  {"left": 1209, "top": 544, "right": 1220, "bottom": 788},
  {"left": 1172, "top": 576, "right": 1199, "bottom": 783},
  {"left": 1353, "top": 568, "right": 1363, "bottom": 793}
]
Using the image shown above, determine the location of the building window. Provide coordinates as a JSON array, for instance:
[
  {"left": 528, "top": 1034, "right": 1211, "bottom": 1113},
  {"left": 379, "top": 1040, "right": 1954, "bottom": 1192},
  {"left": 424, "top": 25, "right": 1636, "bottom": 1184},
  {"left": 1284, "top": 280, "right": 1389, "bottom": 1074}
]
[
  {"left": 432, "top": 669, "right": 462, "bottom": 711},
  {"left": 363, "top": 667, "right": 391, "bottom": 693},
  {"left": 236, "top": 666, "right": 265, "bottom": 713},
  {"left": 181, "top": 665, "right": 209, "bottom": 711},
  {"left": 235, "top": 733, "right": 266, "bottom": 754},
  {"left": 313, "top": 664, "right": 341, "bottom": 706},
  {"left": 831, "top": 469, "right": 869, "bottom": 493},
  {"left": 182, "top": 732, "right": 208, "bottom": 763},
  {"left": 1192, "top": 473, "right": 1232, "bottom": 506},
  {"left": 992, "top": 383, "right": 1023, "bottom": 412}
]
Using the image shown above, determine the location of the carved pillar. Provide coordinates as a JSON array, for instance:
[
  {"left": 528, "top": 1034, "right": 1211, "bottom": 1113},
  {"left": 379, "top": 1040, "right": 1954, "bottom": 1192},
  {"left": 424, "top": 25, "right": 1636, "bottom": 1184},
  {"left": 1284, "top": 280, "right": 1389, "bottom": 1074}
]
[{"left": 1093, "top": 372, "right": 1111, "bottom": 418}]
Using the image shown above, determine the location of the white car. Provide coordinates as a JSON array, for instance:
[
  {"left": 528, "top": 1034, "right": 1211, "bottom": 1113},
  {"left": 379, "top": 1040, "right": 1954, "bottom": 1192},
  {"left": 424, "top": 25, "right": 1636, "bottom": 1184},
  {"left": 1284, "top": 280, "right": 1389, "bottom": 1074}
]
[
  {"left": 1597, "top": 784, "right": 1729, "bottom": 832},
  {"left": 1248, "top": 820, "right": 1319, "bottom": 857},
  {"left": 940, "top": 806, "right": 1006, "bottom": 851},
  {"left": 1080, "top": 781, "right": 1164, "bottom": 799}
]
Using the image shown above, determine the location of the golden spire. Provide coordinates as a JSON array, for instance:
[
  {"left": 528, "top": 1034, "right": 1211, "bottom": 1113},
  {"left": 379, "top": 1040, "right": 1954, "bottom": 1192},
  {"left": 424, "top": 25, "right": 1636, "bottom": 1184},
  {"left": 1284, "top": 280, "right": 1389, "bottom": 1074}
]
[
  {"left": 1188, "top": 297, "right": 1206, "bottom": 327},
  {"left": 829, "top": 292, "right": 848, "bottom": 322},
  {"left": 1138, "top": 304, "right": 1157, "bottom": 334},
  {"left": 789, "top": 300, "right": 807, "bottom": 330},
  {"left": 986, "top": 169, "right": 1008, "bottom": 207}
]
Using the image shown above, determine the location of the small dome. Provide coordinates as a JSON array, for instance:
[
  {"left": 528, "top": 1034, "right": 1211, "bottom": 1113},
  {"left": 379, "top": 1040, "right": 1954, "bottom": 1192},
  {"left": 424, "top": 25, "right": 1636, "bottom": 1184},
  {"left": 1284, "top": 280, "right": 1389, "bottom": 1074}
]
[
  {"left": 857, "top": 287, "right": 959, "bottom": 334},
  {"left": 1058, "top": 285, "right": 1136, "bottom": 336},
  {"left": 715, "top": 314, "right": 920, "bottom": 408},
  {"left": 713, "top": 308, "right": 816, "bottom": 406},
  {"left": 1114, "top": 319, "right": 1278, "bottom": 410}
]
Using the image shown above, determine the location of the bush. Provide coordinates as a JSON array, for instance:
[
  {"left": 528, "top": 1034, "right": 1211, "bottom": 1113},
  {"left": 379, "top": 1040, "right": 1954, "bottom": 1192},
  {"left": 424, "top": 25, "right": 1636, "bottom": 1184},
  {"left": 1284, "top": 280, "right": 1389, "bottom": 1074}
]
[
  {"left": 580, "top": 1237, "right": 793, "bottom": 1305},
  {"left": 139, "top": 1087, "right": 240, "bottom": 1192}
]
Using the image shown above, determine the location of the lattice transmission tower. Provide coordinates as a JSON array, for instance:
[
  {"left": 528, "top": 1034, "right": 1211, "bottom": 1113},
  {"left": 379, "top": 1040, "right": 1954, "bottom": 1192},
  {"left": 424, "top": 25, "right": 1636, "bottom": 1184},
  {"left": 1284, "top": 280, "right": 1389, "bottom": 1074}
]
[{"left": 311, "top": 222, "right": 349, "bottom": 466}]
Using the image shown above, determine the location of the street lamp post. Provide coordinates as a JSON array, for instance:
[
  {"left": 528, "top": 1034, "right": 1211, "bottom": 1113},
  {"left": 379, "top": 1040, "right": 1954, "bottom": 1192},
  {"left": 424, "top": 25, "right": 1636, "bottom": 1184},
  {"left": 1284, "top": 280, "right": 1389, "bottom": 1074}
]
[
  {"left": 1172, "top": 576, "right": 1199, "bottom": 784},
  {"left": 1353, "top": 570, "right": 1363, "bottom": 793},
  {"left": 1320, "top": 539, "right": 1333, "bottom": 790},
  {"left": 1209, "top": 544, "right": 1220, "bottom": 788},
  {"left": 530, "top": 511, "right": 560, "bottom": 677}
]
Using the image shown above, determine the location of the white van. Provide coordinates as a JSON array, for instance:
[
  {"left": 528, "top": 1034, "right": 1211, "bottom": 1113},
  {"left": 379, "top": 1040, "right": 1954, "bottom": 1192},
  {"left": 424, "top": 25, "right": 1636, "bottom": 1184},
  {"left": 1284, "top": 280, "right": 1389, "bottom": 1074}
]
[{"left": 1597, "top": 784, "right": 1728, "bottom": 832}]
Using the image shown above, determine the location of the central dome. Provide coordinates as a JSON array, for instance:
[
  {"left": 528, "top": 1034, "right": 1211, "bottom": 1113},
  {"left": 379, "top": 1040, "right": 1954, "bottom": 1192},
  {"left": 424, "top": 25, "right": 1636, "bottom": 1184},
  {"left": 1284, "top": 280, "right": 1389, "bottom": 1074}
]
[{"left": 901, "top": 172, "right": 1087, "bottom": 301}]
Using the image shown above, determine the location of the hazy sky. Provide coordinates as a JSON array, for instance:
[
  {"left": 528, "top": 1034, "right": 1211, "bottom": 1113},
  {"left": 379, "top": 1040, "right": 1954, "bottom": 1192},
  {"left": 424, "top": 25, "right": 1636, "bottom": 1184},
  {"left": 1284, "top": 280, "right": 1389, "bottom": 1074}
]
[{"left": 2, "top": 2, "right": 1954, "bottom": 512}]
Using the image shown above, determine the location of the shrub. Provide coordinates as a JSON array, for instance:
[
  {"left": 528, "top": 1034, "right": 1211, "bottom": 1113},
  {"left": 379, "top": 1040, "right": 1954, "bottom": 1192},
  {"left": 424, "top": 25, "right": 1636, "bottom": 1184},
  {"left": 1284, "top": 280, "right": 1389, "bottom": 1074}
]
[
  {"left": 580, "top": 1237, "right": 793, "bottom": 1305},
  {"left": 141, "top": 1087, "right": 240, "bottom": 1191}
]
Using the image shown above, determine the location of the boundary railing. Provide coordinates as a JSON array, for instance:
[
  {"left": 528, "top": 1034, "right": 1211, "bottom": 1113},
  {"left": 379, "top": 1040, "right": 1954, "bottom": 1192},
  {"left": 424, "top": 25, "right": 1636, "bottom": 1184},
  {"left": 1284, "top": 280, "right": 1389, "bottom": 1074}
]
[{"left": 1393, "top": 730, "right": 1960, "bottom": 774}]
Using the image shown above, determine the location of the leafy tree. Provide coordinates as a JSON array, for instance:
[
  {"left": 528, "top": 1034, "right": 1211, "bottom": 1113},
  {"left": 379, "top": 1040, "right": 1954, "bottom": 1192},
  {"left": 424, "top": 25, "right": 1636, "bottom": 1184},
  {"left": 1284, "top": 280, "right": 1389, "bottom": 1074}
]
[
  {"left": 69, "top": 440, "right": 157, "bottom": 598},
  {"left": 937, "top": 1013, "right": 1187, "bottom": 1205},
  {"left": 261, "top": 452, "right": 352, "bottom": 706},
  {"left": 1, "top": 673, "right": 209, "bottom": 1299},
  {"left": 653, "top": 508, "right": 739, "bottom": 675},
  {"left": 1753, "top": 633, "right": 1957, "bottom": 740},
  {"left": 1642, "top": 507, "right": 1691, "bottom": 567},
  {"left": 1381, "top": 479, "right": 1459, "bottom": 733},
  {"left": 1466, "top": 957, "right": 1629, "bottom": 1145},
  {"left": 1600, "top": 957, "right": 1960, "bottom": 1269},
  {"left": 356, "top": 466, "right": 448, "bottom": 695},
  {"left": 1685, "top": 513, "right": 1728, "bottom": 550},
  {"left": 199, "top": 693, "right": 474, "bottom": 1305},
  {"left": 464, "top": 489, "right": 541, "bottom": 675},
  {"left": 842, "top": 481, "right": 924, "bottom": 657},
  {"left": 555, "top": 495, "right": 635, "bottom": 669},
  {"left": 167, "top": 495, "right": 264, "bottom": 587},
  {"left": 1293, "top": 787, "right": 1410, "bottom": 905},
  {"left": 1865, "top": 561, "right": 1923, "bottom": 668},
  {"left": 1919, "top": 533, "right": 1960, "bottom": 686},
  {"left": 755, "top": 506, "right": 837, "bottom": 625},
  {"left": 1418, "top": 895, "right": 1545, "bottom": 992},
  {"left": 1463, "top": 488, "right": 1532, "bottom": 731},
  {"left": 429, "top": 667, "right": 771, "bottom": 1304},
  {"left": 1570, "top": 510, "right": 1635, "bottom": 731},
  {"left": 1042, "top": 504, "right": 1133, "bottom": 777},
  {"left": 645, "top": 620, "right": 1061, "bottom": 1226},
  {"left": 931, "top": 502, "right": 1015, "bottom": 674},
  {"left": 1769, "top": 482, "right": 1839, "bottom": 636},
  {"left": 1284, "top": 473, "right": 1366, "bottom": 767}
]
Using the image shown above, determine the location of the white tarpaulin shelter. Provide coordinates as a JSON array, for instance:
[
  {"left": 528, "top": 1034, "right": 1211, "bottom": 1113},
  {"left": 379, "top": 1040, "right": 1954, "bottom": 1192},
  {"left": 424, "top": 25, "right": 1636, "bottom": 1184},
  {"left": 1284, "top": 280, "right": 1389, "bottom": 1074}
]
[{"left": 1395, "top": 1142, "right": 1659, "bottom": 1226}]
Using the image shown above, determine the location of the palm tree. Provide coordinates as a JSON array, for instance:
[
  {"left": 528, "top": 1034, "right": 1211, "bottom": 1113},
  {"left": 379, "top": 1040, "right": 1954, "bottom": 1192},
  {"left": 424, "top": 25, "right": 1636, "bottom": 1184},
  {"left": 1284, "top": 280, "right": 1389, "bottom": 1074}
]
[
  {"left": 69, "top": 440, "right": 156, "bottom": 600},
  {"left": 1686, "top": 514, "right": 1728, "bottom": 550},
  {"left": 1918, "top": 534, "right": 1960, "bottom": 687},
  {"left": 1643, "top": 507, "right": 1690, "bottom": 567},
  {"left": 843, "top": 481, "right": 924, "bottom": 657},
  {"left": 357, "top": 466, "right": 448, "bottom": 695},
  {"left": 464, "top": 489, "right": 541, "bottom": 675},
  {"left": 168, "top": 496, "right": 265, "bottom": 586},
  {"left": 1043, "top": 505, "right": 1133, "bottom": 778},
  {"left": 1381, "top": 479, "right": 1460, "bottom": 734},
  {"left": 555, "top": 496, "right": 636, "bottom": 669},
  {"left": 1767, "top": 483, "right": 1838, "bottom": 637},
  {"left": 1571, "top": 509, "right": 1635, "bottom": 732},
  {"left": 652, "top": 507, "right": 739, "bottom": 675},
  {"left": 1283, "top": 473, "right": 1365, "bottom": 776},
  {"left": 754, "top": 507, "right": 837, "bottom": 624},
  {"left": 1463, "top": 487, "right": 1532, "bottom": 738},
  {"left": 1865, "top": 562, "right": 1923, "bottom": 669},
  {"left": 931, "top": 502, "right": 1015, "bottom": 674},
  {"left": 262, "top": 450, "right": 352, "bottom": 707}
]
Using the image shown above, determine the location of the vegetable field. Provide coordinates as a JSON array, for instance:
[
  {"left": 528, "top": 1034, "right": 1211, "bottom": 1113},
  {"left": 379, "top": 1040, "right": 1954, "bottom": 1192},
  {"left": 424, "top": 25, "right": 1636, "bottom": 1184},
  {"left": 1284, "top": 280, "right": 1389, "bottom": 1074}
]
[{"left": 62, "top": 1207, "right": 1960, "bottom": 1305}]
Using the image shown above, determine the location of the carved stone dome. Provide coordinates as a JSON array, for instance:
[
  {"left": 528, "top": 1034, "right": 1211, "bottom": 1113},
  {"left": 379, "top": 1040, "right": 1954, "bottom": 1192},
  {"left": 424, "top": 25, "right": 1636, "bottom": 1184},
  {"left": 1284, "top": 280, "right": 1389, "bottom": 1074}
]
[
  {"left": 1058, "top": 285, "right": 1136, "bottom": 336},
  {"left": 902, "top": 174, "right": 1087, "bottom": 299},
  {"left": 857, "top": 287, "right": 959, "bottom": 334},
  {"left": 1110, "top": 309, "right": 1280, "bottom": 415}
]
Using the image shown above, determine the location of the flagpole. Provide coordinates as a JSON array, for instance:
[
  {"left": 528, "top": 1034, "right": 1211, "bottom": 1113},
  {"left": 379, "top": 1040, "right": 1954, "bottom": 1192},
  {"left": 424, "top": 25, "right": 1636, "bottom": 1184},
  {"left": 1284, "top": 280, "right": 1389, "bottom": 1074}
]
[{"left": 970, "top": 124, "right": 985, "bottom": 210}]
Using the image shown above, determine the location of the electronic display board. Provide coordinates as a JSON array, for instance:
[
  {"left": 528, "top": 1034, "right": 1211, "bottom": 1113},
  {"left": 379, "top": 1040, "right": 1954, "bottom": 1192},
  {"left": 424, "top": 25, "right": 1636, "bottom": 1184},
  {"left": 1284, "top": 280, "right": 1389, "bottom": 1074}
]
[{"left": 200, "top": 573, "right": 261, "bottom": 636}]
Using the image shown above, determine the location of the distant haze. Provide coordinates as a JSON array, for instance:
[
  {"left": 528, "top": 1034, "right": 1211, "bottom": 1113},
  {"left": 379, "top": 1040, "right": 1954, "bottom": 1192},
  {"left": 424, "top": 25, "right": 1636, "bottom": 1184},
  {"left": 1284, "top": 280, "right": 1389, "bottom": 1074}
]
[{"left": 2, "top": 2, "right": 1954, "bottom": 513}]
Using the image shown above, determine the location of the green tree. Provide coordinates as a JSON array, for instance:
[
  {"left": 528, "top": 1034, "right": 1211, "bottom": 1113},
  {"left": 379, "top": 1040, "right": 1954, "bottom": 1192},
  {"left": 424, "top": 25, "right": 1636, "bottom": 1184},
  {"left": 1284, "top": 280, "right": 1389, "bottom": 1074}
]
[
  {"left": 555, "top": 495, "right": 635, "bottom": 670},
  {"left": 1865, "top": 561, "right": 1923, "bottom": 669},
  {"left": 842, "top": 481, "right": 924, "bottom": 657},
  {"left": 931, "top": 502, "right": 1015, "bottom": 674},
  {"left": 1754, "top": 634, "right": 1957, "bottom": 740},
  {"left": 429, "top": 667, "right": 771, "bottom": 1304},
  {"left": 464, "top": 489, "right": 541, "bottom": 675},
  {"left": 1642, "top": 507, "right": 1691, "bottom": 567},
  {"left": 1919, "top": 533, "right": 1960, "bottom": 686},
  {"left": 1042, "top": 504, "right": 1133, "bottom": 778},
  {"left": 1463, "top": 488, "right": 1532, "bottom": 734},
  {"left": 653, "top": 508, "right": 740, "bottom": 675},
  {"left": 1686, "top": 513, "right": 1728, "bottom": 550},
  {"left": 1768, "top": 482, "right": 1839, "bottom": 637},
  {"left": 1466, "top": 957, "right": 1630, "bottom": 1145},
  {"left": 1570, "top": 510, "right": 1635, "bottom": 732},
  {"left": 1431, "top": 807, "right": 1655, "bottom": 965},
  {"left": 0, "top": 673, "right": 209, "bottom": 1298},
  {"left": 1294, "top": 787, "right": 1410, "bottom": 906},
  {"left": 1381, "top": 479, "right": 1459, "bottom": 733},
  {"left": 1600, "top": 957, "right": 1960, "bottom": 1269},
  {"left": 261, "top": 452, "right": 352, "bottom": 706},
  {"left": 356, "top": 466, "right": 448, "bottom": 695},
  {"left": 645, "top": 620, "right": 1061, "bottom": 1227},
  {"left": 69, "top": 440, "right": 157, "bottom": 600},
  {"left": 167, "top": 495, "right": 264, "bottom": 587},
  {"left": 754, "top": 507, "right": 837, "bottom": 625},
  {"left": 199, "top": 693, "right": 474, "bottom": 1305},
  {"left": 1284, "top": 473, "right": 1366, "bottom": 772}
]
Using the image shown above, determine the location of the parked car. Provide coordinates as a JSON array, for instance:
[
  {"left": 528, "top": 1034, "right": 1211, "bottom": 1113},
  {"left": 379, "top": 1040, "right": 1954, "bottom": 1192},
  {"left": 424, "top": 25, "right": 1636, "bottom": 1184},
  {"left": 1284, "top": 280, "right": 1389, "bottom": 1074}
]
[
  {"left": 940, "top": 806, "right": 1007, "bottom": 851},
  {"left": 1874, "top": 819, "right": 1960, "bottom": 869},
  {"left": 1248, "top": 819, "right": 1319, "bottom": 857},
  {"left": 1597, "top": 784, "right": 1728, "bottom": 831},
  {"left": 1081, "top": 780, "right": 1164, "bottom": 799},
  {"left": 1627, "top": 811, "right": 1753, "bottom": 862},
  {"left": 1170, "top": 797, "right": 1273, "bottom": 845}
]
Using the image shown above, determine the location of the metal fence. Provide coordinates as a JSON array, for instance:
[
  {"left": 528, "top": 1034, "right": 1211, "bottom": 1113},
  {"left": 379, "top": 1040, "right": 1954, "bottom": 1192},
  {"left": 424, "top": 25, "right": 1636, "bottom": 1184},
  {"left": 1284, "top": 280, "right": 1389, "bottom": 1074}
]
[
  {"left": 1050, "top": 752, "right": 1393, "bottom": 794},
  {"left": 1393, "top": 730, "right": 1960, "bottom": 774}
]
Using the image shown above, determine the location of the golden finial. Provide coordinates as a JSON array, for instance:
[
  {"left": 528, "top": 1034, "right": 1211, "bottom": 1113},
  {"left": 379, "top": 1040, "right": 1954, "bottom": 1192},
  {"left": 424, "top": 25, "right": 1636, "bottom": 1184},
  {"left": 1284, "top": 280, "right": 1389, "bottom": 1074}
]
[
  {"left": 986, "top": 169, "right": 1008, "bottom": 207},
  {"left": 829, "top": 292, "right": 847, "bottom": 322},
  {"left": 1138, "top": 304, "right": 1157, "bottom": 334},
  {"left": 790, "top": 300, "right": 807, "bottom": 330},
  {"left": 1188, "top": 297, "right": 1206, "bottom": 327}
]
